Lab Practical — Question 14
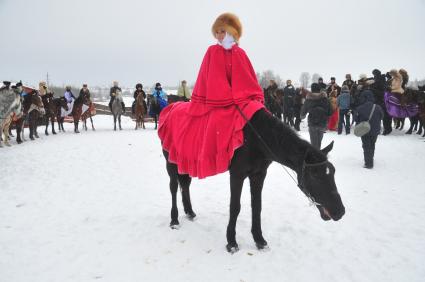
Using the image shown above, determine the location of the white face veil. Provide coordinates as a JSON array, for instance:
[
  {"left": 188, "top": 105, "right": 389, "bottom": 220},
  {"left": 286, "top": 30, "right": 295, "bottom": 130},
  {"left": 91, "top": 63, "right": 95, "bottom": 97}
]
[{"left": 219, "top": 32, "right": 236, "bottom": 50}]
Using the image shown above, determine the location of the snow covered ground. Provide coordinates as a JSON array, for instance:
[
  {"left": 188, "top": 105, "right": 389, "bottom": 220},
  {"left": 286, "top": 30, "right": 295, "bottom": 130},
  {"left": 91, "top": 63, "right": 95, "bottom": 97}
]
[{"left": 1, "top": 115, "right": 424, "bottom": 282}]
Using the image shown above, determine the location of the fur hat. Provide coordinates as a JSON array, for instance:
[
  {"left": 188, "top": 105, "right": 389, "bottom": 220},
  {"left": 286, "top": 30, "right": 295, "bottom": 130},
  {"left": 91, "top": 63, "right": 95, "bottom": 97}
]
[
  {"left": 399, "top": 68, "right": 409, "bottom": 88},
  {"left": 212, "top": 13, "right": 242, "bottom": 42}
]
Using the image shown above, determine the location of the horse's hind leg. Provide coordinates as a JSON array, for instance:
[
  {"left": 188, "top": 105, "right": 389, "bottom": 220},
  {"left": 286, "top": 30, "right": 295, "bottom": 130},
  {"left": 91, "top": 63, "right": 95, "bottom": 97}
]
[
  {"left": 249, "top": 170, "right": 268, "bottom": 250},
  {"left": 178, "top": 174, "right": 195, "bottom": 220},
  {"left": 119, "top": 115, "right": 122, "bottom": 130},
  {"left": 51, "top": 117, "right": 56, "bottom": 134},
  {"left": 89, "top": 115, "right": 95, "bottom": 131},
  {"left": 164, "top": 152, "right": 180, "bottom": 228}
]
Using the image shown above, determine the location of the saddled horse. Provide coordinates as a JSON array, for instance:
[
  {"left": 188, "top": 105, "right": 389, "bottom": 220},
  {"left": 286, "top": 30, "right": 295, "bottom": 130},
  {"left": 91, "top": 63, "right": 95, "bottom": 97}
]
[
  {"left": 80, "top": 93, "right": 95, "bottom": 131},
  {"left": 134, "top": 92, "right": 147, "bottom": 130},
  {"left": 163, "top": 108, "right": 345, "bottom": 253},
  {"left": 148, "top": 94, "right": 160, "bottom": 130},
  {"left": 111, "top": 90, "right": 124, "bottom": 130},
  {"left": 22, "top": 90, "right": 45, "bottom": 140},
  {"left": 41, "top": 93, "right": 68, "bottom": 135},
  {"left": 0, "top": 85, "right": 22, "bottom": 147}
]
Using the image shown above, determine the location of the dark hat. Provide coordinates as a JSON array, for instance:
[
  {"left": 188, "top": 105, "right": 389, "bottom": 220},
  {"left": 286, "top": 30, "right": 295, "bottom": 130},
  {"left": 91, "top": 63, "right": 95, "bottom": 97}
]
[
  {"left": 15, "top": 81, "right": 23, "bottom": 87},
  {"left": 3, "top": 81, "right": 11, "bottom": 86},
  {"left": 83, "top": 83, "right": 88, "bottom": 87},
  {"left": 372, "top": 69, "right": 381, "bottom": 76},
  {"left": 136, "top": 83, "right": 143, "bottom": 89},
  {"left": 318, "top": 77, "right": 323, "bottom": 81},
  {"left": 155, "top": 82, "right": 161, "bottom": 87},
  {"left": 330, "top": 77, "right": 336, "bottom": 81}
]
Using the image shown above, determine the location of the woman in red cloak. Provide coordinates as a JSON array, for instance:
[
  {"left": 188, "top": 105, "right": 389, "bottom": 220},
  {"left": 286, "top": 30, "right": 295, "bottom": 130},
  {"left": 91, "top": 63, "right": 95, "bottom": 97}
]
[{"left": 158, "top": 13, "right": 265, "bottom": 179}]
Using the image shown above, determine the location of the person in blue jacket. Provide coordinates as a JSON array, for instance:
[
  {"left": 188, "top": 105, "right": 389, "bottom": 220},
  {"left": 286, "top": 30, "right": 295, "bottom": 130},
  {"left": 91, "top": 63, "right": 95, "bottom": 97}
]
[{"left": 337, "top": 85, "right": 352, "bottom": 135}]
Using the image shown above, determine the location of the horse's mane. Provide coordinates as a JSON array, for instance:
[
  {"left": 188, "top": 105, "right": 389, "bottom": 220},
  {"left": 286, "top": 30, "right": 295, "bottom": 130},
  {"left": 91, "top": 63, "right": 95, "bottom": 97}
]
[{"left": 251, "top": 109, "right": 327, "bottom": 165}]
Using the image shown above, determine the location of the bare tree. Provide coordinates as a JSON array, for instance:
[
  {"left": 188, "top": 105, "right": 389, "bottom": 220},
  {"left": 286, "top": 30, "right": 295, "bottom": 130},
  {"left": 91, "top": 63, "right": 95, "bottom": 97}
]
[
  {"left": 299, "top": 72, "right": 310, "bottom": 88},
  {"left": 257, "top": 70, "right": 283, "bottom": 89},
  {"left": 311, "top": 73, "right": 322, "bottom": 84}
]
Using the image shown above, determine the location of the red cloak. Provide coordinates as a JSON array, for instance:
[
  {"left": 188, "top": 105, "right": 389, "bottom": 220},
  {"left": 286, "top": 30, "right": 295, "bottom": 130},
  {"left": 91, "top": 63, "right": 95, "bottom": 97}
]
[{"left": 158, "top": 44, "right": 265, "bottom": 178}]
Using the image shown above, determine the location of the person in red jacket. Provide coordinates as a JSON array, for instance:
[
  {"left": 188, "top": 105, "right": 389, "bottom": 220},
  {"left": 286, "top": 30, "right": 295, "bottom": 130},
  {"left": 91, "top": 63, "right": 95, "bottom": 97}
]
[{"left": 158, "top": 13, "right": 265, "bottom": 179}]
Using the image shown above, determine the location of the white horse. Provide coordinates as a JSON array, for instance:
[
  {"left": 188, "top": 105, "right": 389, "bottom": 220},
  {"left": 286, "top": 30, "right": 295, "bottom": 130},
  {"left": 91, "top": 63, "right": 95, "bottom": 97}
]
[
  {"left": 111, "top": 90, "right": 124, "bottom": 131},
  {"left": 0, "top": 84, "right": 22, "bottom": 147}
]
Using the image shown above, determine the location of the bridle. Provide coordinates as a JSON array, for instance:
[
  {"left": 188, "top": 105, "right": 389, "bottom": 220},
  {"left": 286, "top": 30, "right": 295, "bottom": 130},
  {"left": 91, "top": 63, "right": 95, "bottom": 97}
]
[
  {"left": 298, "top": 159, "right": 330, "bottom": 207},
  {"left": 235, "top": 105, "right": 329, "bottom": 207}
]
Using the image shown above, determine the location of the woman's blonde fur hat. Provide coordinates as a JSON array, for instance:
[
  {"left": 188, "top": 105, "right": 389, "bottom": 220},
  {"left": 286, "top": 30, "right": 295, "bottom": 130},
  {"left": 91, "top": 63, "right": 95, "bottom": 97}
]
[{"left": 212, "top": 13, "right": 242, "bottom": 42}]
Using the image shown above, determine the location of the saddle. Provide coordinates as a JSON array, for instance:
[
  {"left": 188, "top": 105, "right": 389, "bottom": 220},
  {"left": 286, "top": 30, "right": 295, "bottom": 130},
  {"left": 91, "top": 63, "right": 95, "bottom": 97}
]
[{"left": 61, "top": 99, "right": 75, "bottom": 117}]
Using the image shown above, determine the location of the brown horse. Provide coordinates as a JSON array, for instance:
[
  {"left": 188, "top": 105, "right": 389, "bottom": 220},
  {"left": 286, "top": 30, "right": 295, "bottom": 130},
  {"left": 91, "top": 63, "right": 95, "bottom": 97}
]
[
  {"left": 69, "top": 92, "right": 91, "bottom": 133},
  {"left": 134, "top": 93, "right": 147, "bottom": 130}
]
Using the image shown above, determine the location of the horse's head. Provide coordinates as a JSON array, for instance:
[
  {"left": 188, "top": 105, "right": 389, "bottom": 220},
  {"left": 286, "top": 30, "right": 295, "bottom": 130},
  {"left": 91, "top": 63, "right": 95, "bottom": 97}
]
[
  {"left": 59, "top": 97, "right": 69, "bottom": 111},
  {"left": 387, "top": 69, "right": 404, "bottom": 94},
  {"left": 298, "top": 141, "right": 345, "bottom": 221},
  {"left": 115, "top": 90, "right": 123, "bottom": 101}
]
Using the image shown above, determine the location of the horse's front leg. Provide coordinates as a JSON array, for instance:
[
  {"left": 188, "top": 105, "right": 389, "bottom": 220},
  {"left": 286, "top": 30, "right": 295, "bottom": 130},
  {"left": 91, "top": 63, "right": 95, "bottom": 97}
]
[
  {"left": 118, "top": 115, "right": 122, "bottom": 130},
  {"left": 249, "top": 170, "right": 268, "bottom": 250},
  {"left": 226, "top": 173, "right": 244, "bottom": 253},
  {"left": 113, "top": 115, "right": 117, "bottom": 131},
  {"left": 45, "top": 115, "right": 49, "bottom": 135},
  {"left": 74, "top": 118, "right": 80, "bottom": 133}
]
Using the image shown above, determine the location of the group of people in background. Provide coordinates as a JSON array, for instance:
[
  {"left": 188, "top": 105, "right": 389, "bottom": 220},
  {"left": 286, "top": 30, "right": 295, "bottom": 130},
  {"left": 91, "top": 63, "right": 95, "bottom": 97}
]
[
  {"left": 3, "top": 70, "right": 423, "bottom": 169},
  {"left": 264, "top": 69, "right": 424, "bottom": 169}
]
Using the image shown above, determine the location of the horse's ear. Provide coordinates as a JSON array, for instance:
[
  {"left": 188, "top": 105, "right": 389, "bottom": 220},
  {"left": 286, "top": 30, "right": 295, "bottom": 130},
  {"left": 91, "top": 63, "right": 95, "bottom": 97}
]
[{"left": 321, "top": 141, "right": 334, "bottom": 156}]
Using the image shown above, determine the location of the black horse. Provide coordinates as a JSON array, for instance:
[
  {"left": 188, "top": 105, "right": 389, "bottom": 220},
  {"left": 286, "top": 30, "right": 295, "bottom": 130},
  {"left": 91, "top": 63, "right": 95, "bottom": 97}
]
[
  {"left": 41, "top": 94, "right": 68, "bottom": 135},
  {"left": 163, "top": 108, "right": 345, "bottom": 253}
]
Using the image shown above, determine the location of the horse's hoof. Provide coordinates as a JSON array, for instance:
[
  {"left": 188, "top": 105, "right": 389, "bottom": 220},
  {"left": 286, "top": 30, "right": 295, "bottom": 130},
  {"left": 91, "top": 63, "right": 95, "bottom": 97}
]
[
  {"left": 186, "top": 212, "right": 197, "bottom": 221},
  {"left": 226, "top": 243, "right": 239, "bottom": 254},
  {"left": 405, "top": 130, "right": 412, "bottom": 135},
  {"left": 53, "top": 132, "right": 57, "bottom": 135},
  {"left": 170, "top": 220, "right": 180, "bottom": 229},
  {"left": 75, "top": 131, "right": 80, "bottom": 134},
  {"left": 45, "top": 132, "right": 49, "bottom": 136},
  {"left": 17, "top": 140, "right": 23, "bottom": 144},
  {"left": 30, "top": 137, "right": 35, "bottom": 140},
  {"left": 255, "top": 240, "right": 269, "bottom": 251},
  {"left": 35, "top": 135, "right": 39, "bottom": 138}
]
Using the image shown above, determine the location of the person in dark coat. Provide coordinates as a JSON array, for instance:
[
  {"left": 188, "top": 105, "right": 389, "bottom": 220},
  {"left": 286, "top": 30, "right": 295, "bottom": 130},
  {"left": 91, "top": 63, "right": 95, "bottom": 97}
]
[
  {"left": 326, "top": 77, "right": 341, "bottom": 96},
  {"left": 132, "top": 83, "right": 146, "bottom": 114},
  {"left": 293, "top": 87, "right": 304, "bottom": 131},
  {"left": 282, "top": 79, "right": 296, "bottom": 127},
  {"left": 300, "top": 83, "right": 333, "bottom": 149},
  {"left": 342, "top": 74, "right": 355, "bottom": 91},
  {"left": 370, "top": 69, "right": 392, "bottom": 135},
  {"left": 317, "top": 77, "right": 327, "bottom": 92},
  {"left": 353, "top": 89, "right": 384, "bottom": 169},
  {"left": 109, "top": 81, "right": 125, "bottom": 112},
  {"left": 79, "top": 84, "right": 90, "bottom": 98}
]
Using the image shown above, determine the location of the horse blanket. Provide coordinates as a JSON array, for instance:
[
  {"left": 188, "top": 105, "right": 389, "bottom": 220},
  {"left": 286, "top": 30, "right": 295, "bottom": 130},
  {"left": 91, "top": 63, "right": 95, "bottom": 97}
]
[{"left": 384, "top": 92, "right": 419, "bottom": 118}]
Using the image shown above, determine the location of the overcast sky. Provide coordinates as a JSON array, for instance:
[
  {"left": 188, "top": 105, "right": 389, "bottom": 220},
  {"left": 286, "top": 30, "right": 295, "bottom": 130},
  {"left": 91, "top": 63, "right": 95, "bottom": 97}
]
[{"left": 1, "top": 0, "right": 424, "bottom": 88}]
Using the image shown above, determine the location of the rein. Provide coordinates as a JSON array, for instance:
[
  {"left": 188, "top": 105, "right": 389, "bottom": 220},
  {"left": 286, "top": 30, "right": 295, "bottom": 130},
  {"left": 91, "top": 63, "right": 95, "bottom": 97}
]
[{"left": 235, "top": 105, "right": 328, "bottom": 207}]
